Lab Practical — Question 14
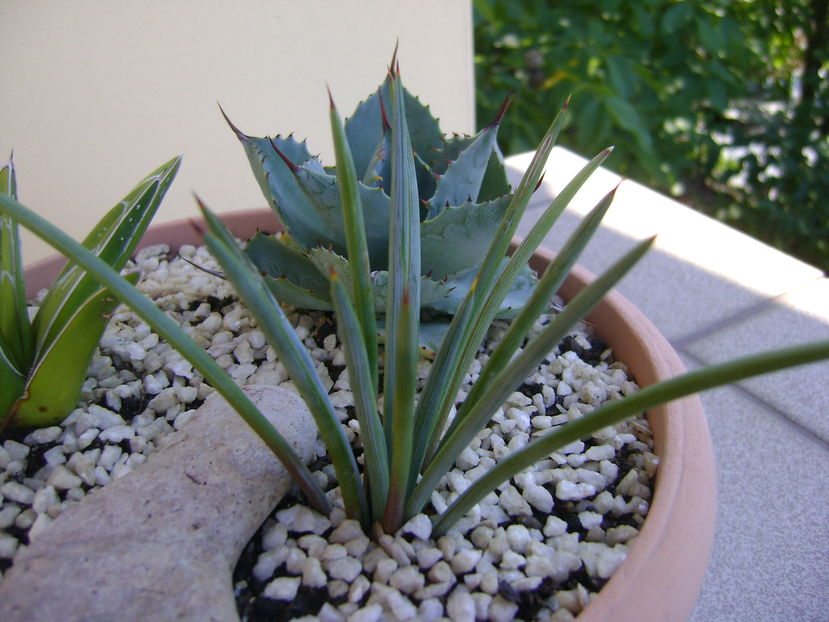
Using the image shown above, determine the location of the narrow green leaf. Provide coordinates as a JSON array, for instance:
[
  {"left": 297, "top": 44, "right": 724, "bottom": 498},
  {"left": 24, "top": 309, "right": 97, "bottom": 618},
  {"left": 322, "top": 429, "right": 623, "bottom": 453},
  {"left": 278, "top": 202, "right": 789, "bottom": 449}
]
[
  {"left": 407, "top": 276, "right": 478, "bottom": 489},
  {"left": 34, "top": 156, "right": 181, "bottom": 354},
  {"left": 198, "top": 201, "right": 368, "bottom": 526},
  {"left": 382, "top": 69, "right": 421, "bottom": 532},
  {"left": 0, "top": 189, "right": 331, "bottom": 515},
  {"left": 383, "top": 290, "right": 418, "bottom": 532},
  {"left": 406, "top": 237, "right": 655, "bottom": 519},
  {"left": 477, "top": 147, "right": 614, "bottom": 328},
  {"left": 428, "top": 148, "right": 614, "bottom": 452},
  {"left": 329, "top": 92, "right": 378, "bottom": 387},
  {"left": 424, "top": 260, "right": 537, "bottom": 319},
  {"left": 458, "top": 185, "right": 618, "bottom": 424},
  {"left": 0, "top": 156, "right": 33, "bottom": 370},
  {"left": 472, "top": 99, "right": 570, "bottom": 305},
  {"left": 434, "top": 338, "right": 829, "bottom": 536},
  {"left": 329, "top": 271, "right": 388, "bottom": 518},
  {"left": 11, "top": 275, "right": 139, "bottom": 429},
  {"left": 406, "top": 117, "right": 591, "bottom": 481}
]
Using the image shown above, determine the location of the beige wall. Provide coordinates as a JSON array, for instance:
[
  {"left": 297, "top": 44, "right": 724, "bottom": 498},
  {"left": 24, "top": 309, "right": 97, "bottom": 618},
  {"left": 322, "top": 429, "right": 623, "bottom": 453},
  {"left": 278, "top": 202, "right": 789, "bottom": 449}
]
[{"left": 0, "top": 1, "right": 474, "bottom": 263}]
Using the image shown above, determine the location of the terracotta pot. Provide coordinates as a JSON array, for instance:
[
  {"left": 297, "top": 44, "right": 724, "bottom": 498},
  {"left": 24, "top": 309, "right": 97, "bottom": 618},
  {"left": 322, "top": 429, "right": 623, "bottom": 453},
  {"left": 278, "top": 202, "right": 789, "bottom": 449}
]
[{"left": 22, "top": 208, "right": 716, "bottom": 621}]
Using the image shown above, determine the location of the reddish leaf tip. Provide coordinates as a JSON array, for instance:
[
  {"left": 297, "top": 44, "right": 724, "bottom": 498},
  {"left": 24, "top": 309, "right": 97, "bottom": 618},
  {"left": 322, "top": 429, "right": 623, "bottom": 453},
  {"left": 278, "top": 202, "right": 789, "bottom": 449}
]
[
  {"left": 269, "top": 137, "right": 300, "bottom": 173},
  {"left": 188, "top": 217, "right": 206, "bottom": 237},
  {"left": 534, "top": 172, "right": 546, "bottom": 193},
  {"left": 218, "top": 103, "right": 249, "bottom": 142},
  {"left": 490, "top": 93, "right": 513, "bottom": 127},
  {"left": 378, "top": 90, "right": 391, "bottom": 132}
]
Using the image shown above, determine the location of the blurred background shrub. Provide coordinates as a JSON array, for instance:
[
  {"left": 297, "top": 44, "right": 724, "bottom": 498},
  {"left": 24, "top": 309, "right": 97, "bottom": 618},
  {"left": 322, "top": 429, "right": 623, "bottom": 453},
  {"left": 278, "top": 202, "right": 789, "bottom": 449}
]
[{"left": 474, "top": 0, "right": 828, "bottom": 271}]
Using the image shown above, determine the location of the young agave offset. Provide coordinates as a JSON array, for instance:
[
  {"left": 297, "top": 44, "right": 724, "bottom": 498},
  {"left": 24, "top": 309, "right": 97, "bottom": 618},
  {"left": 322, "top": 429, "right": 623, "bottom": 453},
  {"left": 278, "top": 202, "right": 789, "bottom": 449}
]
[
  {"left": 0, "top": 155, "right": 180, "bottom": 432},
  {"left": 221, "top": 68, "right": 584, "bottom": 350},
  {"left": 4, "top": 61, "right": 828, "bottom": 538}
]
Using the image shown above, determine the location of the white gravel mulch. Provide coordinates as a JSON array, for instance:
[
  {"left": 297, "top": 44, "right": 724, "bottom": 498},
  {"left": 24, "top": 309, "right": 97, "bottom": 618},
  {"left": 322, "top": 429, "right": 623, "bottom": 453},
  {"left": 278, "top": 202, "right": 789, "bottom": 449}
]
[{"left": 0, "top": 243, "right": 656, "bottom": 622}]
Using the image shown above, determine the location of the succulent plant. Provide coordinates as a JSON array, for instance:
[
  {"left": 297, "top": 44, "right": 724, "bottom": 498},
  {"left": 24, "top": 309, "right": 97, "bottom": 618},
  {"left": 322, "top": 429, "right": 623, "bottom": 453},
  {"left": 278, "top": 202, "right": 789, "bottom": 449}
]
[
  {"left": 4, "top": 58, "right": 828, "bottom": 538},
  {"left": 223, "top": 72, "right": 540, "bottom": 348},
  {"left": 0, "top": 155, "right": 180, "bottom": 432}
]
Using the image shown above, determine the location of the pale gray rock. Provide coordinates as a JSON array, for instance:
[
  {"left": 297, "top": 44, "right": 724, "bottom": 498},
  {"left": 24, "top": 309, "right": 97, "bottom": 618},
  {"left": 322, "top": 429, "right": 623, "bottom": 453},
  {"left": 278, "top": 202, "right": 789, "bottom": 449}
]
[{"left": 0, "top": 385, "right": 318, "bottom": 622}]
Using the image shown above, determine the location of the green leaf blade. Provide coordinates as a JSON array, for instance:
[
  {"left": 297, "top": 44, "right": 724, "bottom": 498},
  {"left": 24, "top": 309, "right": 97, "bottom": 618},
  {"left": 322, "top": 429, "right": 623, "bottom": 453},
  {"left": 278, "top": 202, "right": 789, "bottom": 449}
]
[
  {"left": 0, "top": 338, "right": 26, "bottom": 429},
  {"left": 461, "top": 185, "right": 618, "bottom": 417},
  {"left": 329, "top": 272, "right": 388, "bottom": 518},
  {"left": 381, "top": 69, "right": 421, "bottom": 532},
  {"left": 0, "top": 156, "right": 34, "bottom": 370},
  {"left": 329, "top": 94, "right": 379, "bottom": 385},
  {"left": 407, "top": 236, "right": 655, "bottom": 519},
  {"left": 34, "top": 156, "right": 181, "bottom": 354},
  {"left": 0, "top": 188, "right": 331, "bottom": 516},
  {"left": 434, "top": 338, "right": 829, "bottom": 536},
  {"left": 199, "top": 202, "right": 369, "bottom": 526},
  {"left": 11, "top": 277, "right": 138, "bottom": 428}
]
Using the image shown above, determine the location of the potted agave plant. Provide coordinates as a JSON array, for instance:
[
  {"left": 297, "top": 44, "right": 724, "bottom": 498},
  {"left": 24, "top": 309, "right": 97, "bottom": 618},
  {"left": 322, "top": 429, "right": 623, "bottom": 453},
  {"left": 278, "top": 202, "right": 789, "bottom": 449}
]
[{"left": 1, "top": 59, "right": 828, "bottom": 621}]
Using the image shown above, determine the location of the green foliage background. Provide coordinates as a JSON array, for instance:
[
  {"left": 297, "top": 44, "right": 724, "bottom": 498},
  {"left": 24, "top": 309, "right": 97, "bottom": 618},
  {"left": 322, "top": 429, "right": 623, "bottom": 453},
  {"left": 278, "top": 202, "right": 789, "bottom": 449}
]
[{"left": 474, "top": 0, "right": 828, "bottom": 271}]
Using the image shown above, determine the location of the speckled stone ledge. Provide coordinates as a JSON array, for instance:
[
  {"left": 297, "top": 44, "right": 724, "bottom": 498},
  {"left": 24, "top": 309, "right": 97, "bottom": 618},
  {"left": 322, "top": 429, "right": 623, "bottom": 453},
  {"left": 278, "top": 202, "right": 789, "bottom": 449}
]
[{"left": 0, "top": 385, "right": 318, "bottom": 622}]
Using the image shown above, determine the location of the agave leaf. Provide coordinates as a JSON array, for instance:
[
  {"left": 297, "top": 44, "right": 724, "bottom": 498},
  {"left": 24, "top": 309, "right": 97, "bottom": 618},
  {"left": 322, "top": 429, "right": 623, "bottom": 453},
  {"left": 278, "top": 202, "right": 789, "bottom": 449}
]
[
  {"left": 424, "top": 261, "right": 537, "bottom": 318},
  {"left": 426, "top": 120, "right": 504, "bottom": 219},
  {"left": 245, "top": 232, "right": 330, "bottom": 293},
  {"left": 434, "top": 337, "right": 829, "bottom": 536},
  {"left": 34, "top": 156, "right": 181, "bottom": 354},
  {"left": 370, "top": 271, "right": 449, "bottom": 312},
  {"left": 426, "top": 136, "right": 509, "bottom": 204},
  {"left": 345, "top": 77, "right": 442, "bottom": 182},
  {"left": 0, "top": 157, "right": 34, "bottom": 371},
  {"left": 11, "top": 273, "right": 139, "bottom": 428},
  {"left": 429, "top": 134, "right": 476, "bottom": 175},
  {"left": 348, "top": 117, "right": 436, "bottom": 209},
  {"left": 261, "top": 276, "right": 332, "bottom": 311},
  {"left": 476, "top": 148, "right": 512, "bottom": 203},
  {"left": 420, "top": 195, "right": 511, "bottom": 279},
  {"left": 226, "top": 122, "right": 337, "bottom": 248},
  {"left": 292, "top": 167, "right": 392, "bottom": 267}
]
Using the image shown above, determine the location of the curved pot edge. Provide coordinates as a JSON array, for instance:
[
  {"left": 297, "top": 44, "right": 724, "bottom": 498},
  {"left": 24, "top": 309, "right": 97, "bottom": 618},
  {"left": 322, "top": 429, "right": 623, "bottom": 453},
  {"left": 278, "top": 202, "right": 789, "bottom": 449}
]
[
  {"left": 24, "top": 208, "right": 717, "bottom": 621},
  {"left": 546, "top": 252, "right": 716, "bottom": 622}
]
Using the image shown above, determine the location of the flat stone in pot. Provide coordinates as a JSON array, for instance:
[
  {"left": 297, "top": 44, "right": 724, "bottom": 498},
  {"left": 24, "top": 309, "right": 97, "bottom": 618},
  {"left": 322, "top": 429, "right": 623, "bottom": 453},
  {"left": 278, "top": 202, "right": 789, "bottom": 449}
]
[{"left": 0, "top": 385, "right": 318, "bottom": 622}]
